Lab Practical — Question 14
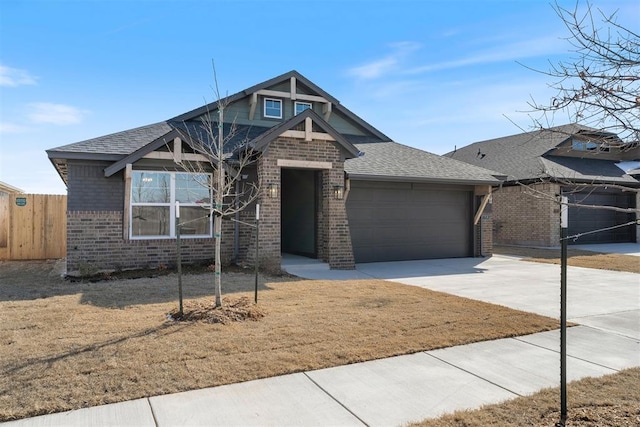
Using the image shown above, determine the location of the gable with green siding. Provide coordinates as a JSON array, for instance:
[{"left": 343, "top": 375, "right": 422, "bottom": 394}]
[{"left": 189, "top": 71, "right": 387, "bottom": 141}]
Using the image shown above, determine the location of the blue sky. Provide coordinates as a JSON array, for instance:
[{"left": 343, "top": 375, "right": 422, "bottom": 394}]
[{"left": 1, "top": 0, "right": 637, "bottom": 194}]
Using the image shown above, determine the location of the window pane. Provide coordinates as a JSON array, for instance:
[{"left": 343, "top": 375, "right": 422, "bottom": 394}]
[
  {"left": 265, "top": 99, "right": 281, "bottom": 117},
  {"left": 176, "top": 173, "right": 211, "bottom": 203},
  {"left": 132, "top": 172, "right": 171, "bottom": 203},
  {"left": 178, "top": 206, "right": 211, "bottom": 235},
  {"left": 295, "top": 102, "right": 311, "bottom": 115},
  {"left": 132, "top": 206, "right": 170, "bottom": 237}
]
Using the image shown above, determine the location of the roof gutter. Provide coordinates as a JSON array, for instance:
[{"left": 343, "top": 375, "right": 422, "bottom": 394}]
[{"left": 347, "top": 173, "right": 501, "bottom": 186}]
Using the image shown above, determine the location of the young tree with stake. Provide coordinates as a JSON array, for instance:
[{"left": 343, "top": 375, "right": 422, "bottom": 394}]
[{"left": 173, "top": 74, "right": 261, "bottom": 308}]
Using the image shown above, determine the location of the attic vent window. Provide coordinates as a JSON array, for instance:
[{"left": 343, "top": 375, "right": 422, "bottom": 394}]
[
  {"left": 264, "top": 98, "right": 282, "bottom": 119},
  {"left": 295, "top": 101, "right": 312, "bottom": 115},
  {"left": 572, "top": 139, "right": 598, "bottom": 151},
  {"left": 572, "top": 138, "right": 609, "bottom": 152}
]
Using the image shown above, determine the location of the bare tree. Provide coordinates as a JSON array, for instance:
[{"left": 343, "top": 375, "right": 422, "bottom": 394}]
[
  {"left": 527, "top": 1, "right": 639, "bottom": 145},
  {"left": 172, "top": 76, "right": 261, "bottom": 308},
  {"left": 520, "top": 1, "right": 640, "bottom": 222},
  {"left": 519, "top": 7, "right": 638, "bottom": 424}
]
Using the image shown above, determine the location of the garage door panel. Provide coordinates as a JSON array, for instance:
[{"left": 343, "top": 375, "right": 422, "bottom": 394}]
[
  {"left": 565, "top": 189, "right": 635, "bottom": 244},
  {"left": 347, "top": 181, "right": 473, "bottom": 263}
]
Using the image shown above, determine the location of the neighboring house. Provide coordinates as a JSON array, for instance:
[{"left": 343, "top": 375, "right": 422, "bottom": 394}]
[
  {"left": 0, "top": 181, "right": 24, "bottom": 259},
  {"left": 448, "top": 124, "right": 640, "bottom": 247},
  {"left": 47, "top": 71, "right": 502, "bottom": 274},
  {"left": 0, "top": 181, "right": 24, "bottom": 196}
]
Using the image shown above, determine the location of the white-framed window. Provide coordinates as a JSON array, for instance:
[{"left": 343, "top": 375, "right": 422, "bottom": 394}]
[
  {"left": 294, "top": 101, "right": 312, "bottom": 115},
  {"left": 130, "top": 171, "right": 212, "bottom": 239},
  {"left": 264, "top": 98, "right": 282, "bottom": 118},
  {"left": 572, "top": 139, "right": 598, "bottom": 151}
]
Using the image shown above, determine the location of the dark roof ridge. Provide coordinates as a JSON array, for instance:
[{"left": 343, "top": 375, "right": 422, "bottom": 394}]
[{"left": 447, "top": 123, "right": 601, "bottom": 155}]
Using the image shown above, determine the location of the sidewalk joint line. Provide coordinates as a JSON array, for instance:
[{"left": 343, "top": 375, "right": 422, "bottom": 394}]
[
  {"left": 423, "top": 351, "right": 523, "bottom": 398},
  {"left": 513, "top": 332, "right": 628, "bottom": 372},
  {"left": 570, "top": 308, "right": 639, "bottom": 320},
  {"left": 147, "top": 398, "right": 160, "bottom": 427},
  {"left": 354, "top": 268, "right": 378, "bottom": 279},
  {"left": 302, "top": 372, "right": 370, "bottom": 426}
]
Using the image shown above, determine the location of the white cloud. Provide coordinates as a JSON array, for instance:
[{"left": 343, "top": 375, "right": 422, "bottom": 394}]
[
  {"left": 407, "top": 36, "right": 567, "bottom": 74},
  {"left": 349, "top": 57, "right": 398, "bottom": 80},
  {"left": 347, "top": 41, "right": 421, "bottom": 79},
  {"left": 0, "top": 122, "right": 28, "bottom": 134},
  {"left": 0, "top": 65, "right": 38, "bottom": 87},
  {"left": 28, "top": 103, "right": 88, "bottom": 125}
]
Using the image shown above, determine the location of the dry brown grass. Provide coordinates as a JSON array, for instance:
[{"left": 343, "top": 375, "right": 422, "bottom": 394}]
[
  {"left": 0, "top": 260, "right": 560, "bottom": 421},
  {"left": 412, "top": 367, "right": 640, "bottom": 426},
  {"left": 494, "top": 245, "right": 640, "bottom": 274}
]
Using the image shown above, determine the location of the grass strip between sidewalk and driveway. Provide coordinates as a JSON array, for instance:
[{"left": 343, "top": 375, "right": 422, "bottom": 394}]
[
  {"left": 0, "top": 260, "right": 560, "bottom": 421},
  {"left": 494, "top": 245, "right": 640, "bottom": 274}
]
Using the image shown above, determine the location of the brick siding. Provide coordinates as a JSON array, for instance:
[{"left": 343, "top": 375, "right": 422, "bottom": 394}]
[
  {"left": 67, "top": 161, "right": 124, "bottom": 211},
  {"left": 475, "top": 214, "right": 493, "bottom": 256},
  {"left": 492, "top": 183, "right": 561, "bottom": 247},
  {"left": 66, "top": 211, "right": 231, "bottom": 274}
]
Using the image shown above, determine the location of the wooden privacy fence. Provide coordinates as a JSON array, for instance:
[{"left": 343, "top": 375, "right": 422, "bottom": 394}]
[{"left": 0, "top": 194, "right": 67, "bottom": 260}]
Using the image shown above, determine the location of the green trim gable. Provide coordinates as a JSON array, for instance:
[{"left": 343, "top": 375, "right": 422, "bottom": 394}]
[
  {"left": 171, "top": 70, "right": 391, "bottom": 143},
  {"left": 249, "top": 109, "right": 361, "bottom": 158}
]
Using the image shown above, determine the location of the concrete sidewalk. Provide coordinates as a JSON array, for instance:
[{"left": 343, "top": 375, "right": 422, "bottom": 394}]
[{"left": 3, "top": 256, "right": 639, "bottom": 427}]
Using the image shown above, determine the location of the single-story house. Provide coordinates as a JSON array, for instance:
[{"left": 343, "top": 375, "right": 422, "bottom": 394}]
[
  {"left": 0, "top": 181, "right": 24, "bottom": 196},
  {"left": 47, "top": 70, "right": 503, "bottom": 273},
  {"left": 448, "top": 124, "right": 640, "bottom": 246}
]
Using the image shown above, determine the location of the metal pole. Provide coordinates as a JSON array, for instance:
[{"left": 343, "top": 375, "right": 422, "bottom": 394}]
[
  {"left": 558, "top": 196, "right": 568, "bottom": 427},
  {"left": 176, "top": 201, "right": 183, "bottom": 316},
  {"left": 255, "top": 203, "right": 260, "bottom": 304}
]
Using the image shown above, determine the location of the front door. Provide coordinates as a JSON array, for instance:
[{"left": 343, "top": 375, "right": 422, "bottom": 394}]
[{"left": 281, "top": 169, "right": 317, "bottom": 257}]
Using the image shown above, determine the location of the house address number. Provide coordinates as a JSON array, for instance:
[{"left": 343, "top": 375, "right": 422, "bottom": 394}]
[{"left": 15, "top": 197, "right": 27, "bottom": 207}]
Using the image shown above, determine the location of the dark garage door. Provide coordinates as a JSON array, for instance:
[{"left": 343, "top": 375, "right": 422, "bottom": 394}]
[
  {"left": 347, "top": 181, "right": 474, "bottom": 263},
  {"left": 566, "top": 189, "right": 636, "bottom": 244}
]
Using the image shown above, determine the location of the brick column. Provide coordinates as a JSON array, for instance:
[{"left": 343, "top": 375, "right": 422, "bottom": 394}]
[
  {"left": 322, "top": 167, "right": 355, "bottom": 269},
  {"left": 253, "top": 156, "right": 281, "bottom": 271}
]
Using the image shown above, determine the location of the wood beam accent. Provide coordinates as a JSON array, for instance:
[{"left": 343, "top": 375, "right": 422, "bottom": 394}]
[
  {"left": 280, "top": 130, "right": 336, "bottom": 141},
  {"left": 256, "top": 89, "right": 327, "bottom": 103},
  {"left": 323, "top": 102, "right": 332, "bottom": 121},
  {"left": 290, "top": 77, "right": 296, "bottom": 100},
  {"left": 474, "top": 186, "right": 492, "bottom": 225},
  {"left": 123, "top": 164, "right": 132, "bottom": 240},
  {"left": 277, "top": 159, "right": 332, "bottom": 169},
  {"left": 143, "top": 151, "right": 210, "bottom": 162},
  {"left": 172, "top": 137, "right": 182, "bottom": 163},
  {"left": 305, "top": 117, "right": 312, "bottom": 141},
  {"left": 344, "top": 176, "right": 351, "bottom": 201},
  {"left": 249, "top": 92, "right": 257, "bottom": 120}
]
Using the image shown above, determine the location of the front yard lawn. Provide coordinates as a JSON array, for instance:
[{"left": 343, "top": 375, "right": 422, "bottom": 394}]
[{"left": 0, "top": 261, "right": 559, "bottom": 421}]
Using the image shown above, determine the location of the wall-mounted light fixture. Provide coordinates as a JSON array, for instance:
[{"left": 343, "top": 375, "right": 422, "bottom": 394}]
[
  {"left": 267, "top": 183, "right": 279, "bottom": 198},
  {"left": 333, "top": 185, "right": 344, "bottom": 200}
]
